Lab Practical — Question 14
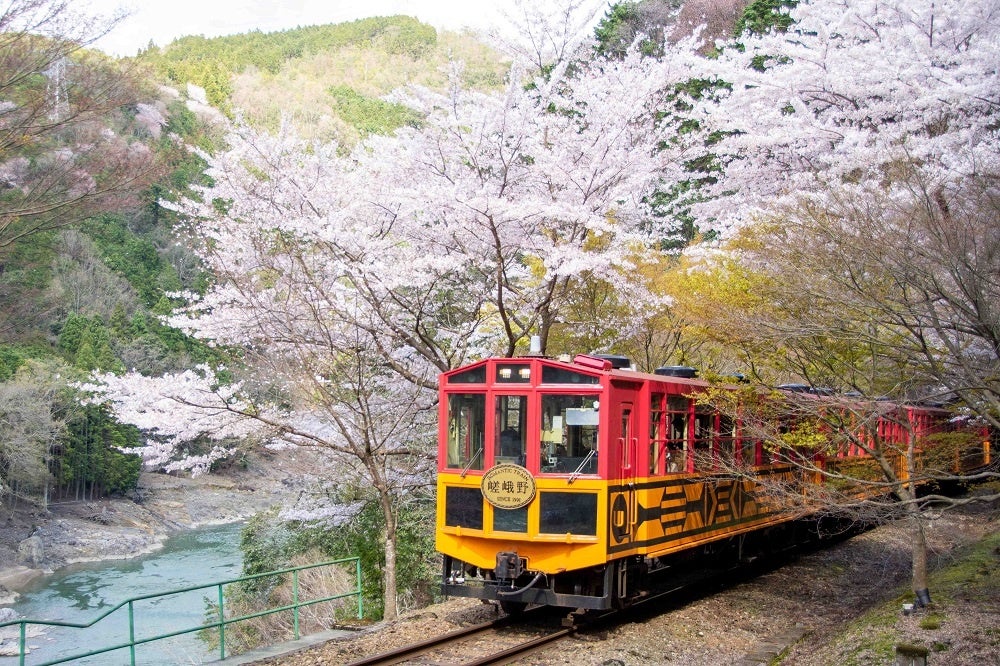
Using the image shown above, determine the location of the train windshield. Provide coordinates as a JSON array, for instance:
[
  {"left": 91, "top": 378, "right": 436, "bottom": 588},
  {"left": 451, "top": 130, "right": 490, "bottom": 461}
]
[
  {"left": 495, "top": 394, "right": 527, "bottom": 464},
  {"left": 539, "top": 394, "right": 599, "bottom": 474},
  {"left": 446, "top": 393, "right": 485, "bottom": 471}
]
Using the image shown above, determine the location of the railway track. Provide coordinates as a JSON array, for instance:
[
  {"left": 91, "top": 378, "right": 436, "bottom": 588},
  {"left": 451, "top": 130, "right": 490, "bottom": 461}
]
[
  {"left": 343, "top": 548, "right": 801, "bottom": 666},
  {"left": 343, "top": 612, "right": 574, "bottom": 665}
]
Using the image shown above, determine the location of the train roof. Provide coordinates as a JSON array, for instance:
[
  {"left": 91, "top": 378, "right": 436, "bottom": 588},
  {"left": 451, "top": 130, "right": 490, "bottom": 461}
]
[
  {"left": 440, "top": 354, "right": 716, "bottom": 390},
  {"left": 440, "top": 356, "right": 954, "bottom": 415}
]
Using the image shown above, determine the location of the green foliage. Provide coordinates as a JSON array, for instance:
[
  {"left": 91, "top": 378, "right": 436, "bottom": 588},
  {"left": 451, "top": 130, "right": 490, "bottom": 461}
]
[
  {"left": 920, "top": 430, "right": 983, "bottom": 474},
  {"left": 0, "top": 230, "right": 56, "bottom": 288},
  {"left": 152, "top": 100, "right": 218, "bottom": 213},
  {"left": 82, "top": 214, "right": 183, "bottom": 307},
  {"left": 643, "top": 184, "right": 715, "bottom": 251},
  {"left": 206, "top": 514, "right": 362, "bottom": 654},
  {"left": 289, "top": 500, "right": 437, "bottom": 618},
  {"left": 167, "top": 20, "right": 505, "bottom": 145},
  {"left": 0, "top": 341, "right": 66, "bottom": 383},
  {"left": 58, "top": 313, "right": 122, "bottom": 373},
  {"left": 327, "top": 86, "right": 422, "bottom": 136},
  {"left": 0, "top": 360, "right": 67, "bottom": 499},
  {"left": 777, "top": 419, "right": 829, "bottom": 451},
  {"left": 595, "top": 3, "right": 643, "bottom": 56},
  {"left": 640, "top": 75, "right": 730, "bottom": 252},
  {"left": 736, "top": 0, "right": 798, "bottom": 36},
  {"left": 594, "top": 1, "right": 679, "bottom": 58},
  {"left": 0, "top": 231, "right": 57, "bottom": 336},
  {"left": 235, "top": 497, "right": 437, "bottom": 620},
  {"left": 0, "top": 348, "right": 21, "bottom": 381},
  {"left": 237, "top": 509, "right": 294, "bottom": 596},
  {"left": 61, "top": 404, "right": 142, "bottom": 496},
  {"left": 919, "top": 613, "right": 944, "bottom": 630},
  {"left": 0, "top": 360, "right": 140, "bottom": 503}
]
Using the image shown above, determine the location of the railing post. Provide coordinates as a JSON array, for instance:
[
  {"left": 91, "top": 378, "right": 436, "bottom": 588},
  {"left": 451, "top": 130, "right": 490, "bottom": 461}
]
[
  {"left": 18, "top": 621, "right": 25, "bottom": 666},
  {"left": 218, "top": 583, "right": 226, "bottom": 660},
  {"left": 356, "top": 557, "right": 363, "bottom": 619},
  {"left": 128, "top": 600, "right": 136, "bottom": 666},
  {"left": 292, "top": 569, "right": 300, "bottom": 639}
]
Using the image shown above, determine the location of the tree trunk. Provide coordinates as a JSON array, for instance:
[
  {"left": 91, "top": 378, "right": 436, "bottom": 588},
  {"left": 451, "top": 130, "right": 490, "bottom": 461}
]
[
  {"left": 379, "top": 492, "right": 399, "bottom": 620},
  {"left": 910, "top": 513, "right": 932, "bottom": 607},
  {"left": 904, "top": 435, "right": 932, "bottom": 607}
]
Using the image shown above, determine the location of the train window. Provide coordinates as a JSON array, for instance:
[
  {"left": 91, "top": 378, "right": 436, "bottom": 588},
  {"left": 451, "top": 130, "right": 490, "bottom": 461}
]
[
  {"left": 496, "top": 364, "right": 531, "bottom": 383},
  {"left": 448, "top": 366, "right": 486, "bottom": 384},
  {"left": 538, "top": 492, "right": 598, "bottom": 535},
  {"left": 444, "top": 487, "right": 483, "bottom": 529},
  {"left": 692, "top": 407, "right": 715, "bottom": 471},
  {"left": 666, "top": 396, "right": 689, "bottom": 473},
  {"left": 649, "top": 394, "right": 665, "bottom": 475},
  {"left": 719, "top": 414, "right": 737, "bottom": 467},
  {"left": 541, "top": 366, "right": 600, "bottom": 384},
  {"left": 538, "top": 394, "right": 600, "bottom": 474},
  {"left": 740, "top": 435, "right": 758, "bottom": 467},
  {"left": 446, "top": 393, "right": 485, "bottom": 471},
  {"left": 493, "top": 506, "right": 528, "bottom": 533},
  {"left": 495, "top": 395, "right": 527, "bottom": 464}
]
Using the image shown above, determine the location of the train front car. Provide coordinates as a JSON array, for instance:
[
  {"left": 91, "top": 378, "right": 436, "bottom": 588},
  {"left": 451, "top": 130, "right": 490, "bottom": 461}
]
[{"left": 436, "top": 354, "right": 619, "bottom": 611}]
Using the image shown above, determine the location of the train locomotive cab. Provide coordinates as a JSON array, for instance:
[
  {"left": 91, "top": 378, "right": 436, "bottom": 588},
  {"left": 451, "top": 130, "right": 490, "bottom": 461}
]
[{"left": 436, "top": 354, "right": 654, "bottom": 611}]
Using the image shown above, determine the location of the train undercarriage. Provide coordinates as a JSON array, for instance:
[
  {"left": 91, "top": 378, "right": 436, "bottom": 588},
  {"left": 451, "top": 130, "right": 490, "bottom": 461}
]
[
  {"left": 441, "top": 518, "right": 853, "bottom": 613},
  {"left": 442, "top": 551, "right": 644, "bottom": 611}
]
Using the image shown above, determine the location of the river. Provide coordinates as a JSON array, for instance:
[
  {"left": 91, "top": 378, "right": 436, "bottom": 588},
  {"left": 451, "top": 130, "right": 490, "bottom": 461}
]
[{"left": 2, "top": 522, "right": 244, "bottom": 665}]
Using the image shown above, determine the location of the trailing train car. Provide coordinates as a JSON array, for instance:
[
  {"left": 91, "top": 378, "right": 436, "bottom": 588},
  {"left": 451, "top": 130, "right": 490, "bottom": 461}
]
[{"left": 436, "top": 353, "right": 991, "bottom": 612}]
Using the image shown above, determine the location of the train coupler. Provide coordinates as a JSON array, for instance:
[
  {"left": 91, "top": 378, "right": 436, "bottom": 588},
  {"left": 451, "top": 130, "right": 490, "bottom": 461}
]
[{"left": 494, "top": 551, "right": 524, "bottom": 580}]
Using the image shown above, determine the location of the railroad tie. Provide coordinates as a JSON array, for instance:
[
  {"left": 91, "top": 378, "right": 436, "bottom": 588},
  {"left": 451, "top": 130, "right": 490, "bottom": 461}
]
[{"left": 737, "top": 625, "right": 810, "bottom": 665}]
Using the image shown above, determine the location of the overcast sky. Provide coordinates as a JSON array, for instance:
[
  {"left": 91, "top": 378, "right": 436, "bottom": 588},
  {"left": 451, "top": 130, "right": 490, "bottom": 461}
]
[{"left": 82, "top": 1, "right": 605, "bottom": 56}]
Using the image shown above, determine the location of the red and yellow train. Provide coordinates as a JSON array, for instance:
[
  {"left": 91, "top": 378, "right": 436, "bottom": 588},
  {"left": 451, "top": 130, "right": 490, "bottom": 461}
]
[{"left": 435, "top": 353, "right": 991, "bottom": 611}]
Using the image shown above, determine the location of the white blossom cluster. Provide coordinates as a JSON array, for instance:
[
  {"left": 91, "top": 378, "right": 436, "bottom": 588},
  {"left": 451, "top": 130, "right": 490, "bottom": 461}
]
[{"left": 694, "top": 0, "right": 1000, "bottom": 231}]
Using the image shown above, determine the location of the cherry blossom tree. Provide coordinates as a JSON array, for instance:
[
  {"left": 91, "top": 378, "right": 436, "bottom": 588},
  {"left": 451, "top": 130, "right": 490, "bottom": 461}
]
[
  {"left": 679, "top": 0, "right": 1000, "bottom": 607},
  {"left": 374, "top": 38, "right": 704, "bottom": 356},
  {"left": 693, "top": 0, "right": 1000, "bottom": 233},
  {"left": 491, "top": 0, "right": 608, "bottom": 72},
  {"left": 85, "top": 2, "right": 710, "bottom": 617},
  {"left": 687, "top": 0, "right": 1000, "bottom": 419},
  {"left": 84, "top": 121, "right": 447, "bottom": 619}
]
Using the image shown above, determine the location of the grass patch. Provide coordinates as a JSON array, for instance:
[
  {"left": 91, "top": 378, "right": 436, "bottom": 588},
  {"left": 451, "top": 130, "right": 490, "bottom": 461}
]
[
  {"left": 837, "top": 628, "right": 900, "bottom": 665},
  {"left": 925, "top": 530, "right": 1000, "bottom": 605},
  {"left": 919, "top": 613, "right": 944, "bottom": 630},
  {"left": 810, "top": 528, "right": 999, "bottom": 665}
]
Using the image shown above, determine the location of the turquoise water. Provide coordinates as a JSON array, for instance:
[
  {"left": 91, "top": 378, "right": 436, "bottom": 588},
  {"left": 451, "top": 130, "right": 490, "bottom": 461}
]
[{"left": 2, "top": 522, "right": 244, "bottom": 665}]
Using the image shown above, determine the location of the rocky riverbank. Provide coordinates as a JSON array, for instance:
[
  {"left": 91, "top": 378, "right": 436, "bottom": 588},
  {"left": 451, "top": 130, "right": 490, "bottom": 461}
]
[{"left": 0, "top": 447, "right": 335, "bottom": 604}]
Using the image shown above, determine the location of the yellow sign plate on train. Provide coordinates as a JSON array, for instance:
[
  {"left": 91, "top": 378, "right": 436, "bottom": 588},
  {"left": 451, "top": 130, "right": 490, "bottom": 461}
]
[{"left": 481, "top": 464, "right": 536, "bottom": 509}]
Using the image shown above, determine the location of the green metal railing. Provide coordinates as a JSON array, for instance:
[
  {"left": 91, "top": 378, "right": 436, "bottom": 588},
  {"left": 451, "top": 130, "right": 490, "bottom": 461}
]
[{"left": 0, "top": 557, "right": 362, "bottom": 665}]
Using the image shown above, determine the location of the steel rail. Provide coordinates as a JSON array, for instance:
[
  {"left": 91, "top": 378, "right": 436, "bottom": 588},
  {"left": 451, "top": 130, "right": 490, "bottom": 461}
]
[{"left": 343, "top": 611, "right": 573, "bottom": 666}]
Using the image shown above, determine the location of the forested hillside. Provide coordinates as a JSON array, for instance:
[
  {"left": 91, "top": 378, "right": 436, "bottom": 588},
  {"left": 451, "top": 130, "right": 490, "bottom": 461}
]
[
  {"left": 0, "top": 6, "right": 504, "bottom": 510},
  {"left": 143, "top": 15, "right": 507, "bottom": 142}
]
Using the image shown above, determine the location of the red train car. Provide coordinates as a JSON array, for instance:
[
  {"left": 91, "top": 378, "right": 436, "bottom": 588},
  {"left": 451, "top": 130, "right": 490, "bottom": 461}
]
[{"left": 435, "top": 354, "right": 989, "bottom": 611}]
